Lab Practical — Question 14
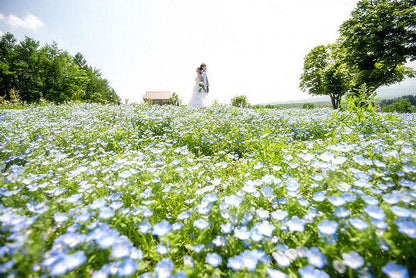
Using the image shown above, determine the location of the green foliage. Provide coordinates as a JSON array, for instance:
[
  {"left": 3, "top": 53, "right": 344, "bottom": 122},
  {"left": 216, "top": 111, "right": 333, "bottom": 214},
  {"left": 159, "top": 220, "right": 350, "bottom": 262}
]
[
  {"left": 383, "top": 98, "right": 413, "bottom": 113},
  {"left": 300, "top": 44, "right": 352, "bottom": 109},
  {"left": 330, "top": 84, "right": 395, "bottom": 135},
  {"left": 9, "top": 88, "right": 20, "bottom": 103},
  {"left": 380, "top": 94, "right": 416, "bottom": 107},
  {"left": 168, "top": 92, "right": 181, "bottom": 106},
  {"left": 338, "top": 0, "right": 416, "bottom": 91},
  {"left": 302, "top": 103, "right": 315, "bottom": 109},
  {"left": 0, "top": 33, "right": 120, "bottom": 104},
  {"left": 231, "top": 95, "right": 250, "bottom": 108},
  {"left": 252, "top": 104, "right": 281, "bottom": 109}
]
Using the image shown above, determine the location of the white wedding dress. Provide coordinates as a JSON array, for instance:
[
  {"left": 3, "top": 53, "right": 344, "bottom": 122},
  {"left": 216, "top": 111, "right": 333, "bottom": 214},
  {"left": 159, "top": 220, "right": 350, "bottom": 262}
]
[{"left": 188, "top": 76, "right": 208, "bottom": 108}]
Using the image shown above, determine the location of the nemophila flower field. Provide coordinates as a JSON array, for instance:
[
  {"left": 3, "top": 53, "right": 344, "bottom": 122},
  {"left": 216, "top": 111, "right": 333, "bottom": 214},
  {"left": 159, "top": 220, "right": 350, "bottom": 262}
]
[{"left": 0, "top": 104, "right": 415, "bottom": 277}]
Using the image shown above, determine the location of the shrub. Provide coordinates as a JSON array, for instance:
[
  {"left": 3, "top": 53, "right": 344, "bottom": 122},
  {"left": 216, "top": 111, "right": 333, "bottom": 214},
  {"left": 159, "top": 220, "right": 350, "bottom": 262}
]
[
  {"left": 302, "top": 103, "right": 315, "bottom": 109},
  {"left": 231, "top": 95, "right": 250, "bottom": 108}
]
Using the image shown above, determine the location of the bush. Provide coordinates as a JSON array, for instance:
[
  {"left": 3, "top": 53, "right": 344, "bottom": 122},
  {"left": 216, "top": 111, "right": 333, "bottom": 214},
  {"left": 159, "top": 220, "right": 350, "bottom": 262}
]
[
  {"left": 168, "top": 92, "right": 181, "bottom": 106},
  {"left": 302, "top": 103, "right": 315, "bottom": 109},
  {"left": 231, "top": 95, "right": 250, "bottom": 108}
]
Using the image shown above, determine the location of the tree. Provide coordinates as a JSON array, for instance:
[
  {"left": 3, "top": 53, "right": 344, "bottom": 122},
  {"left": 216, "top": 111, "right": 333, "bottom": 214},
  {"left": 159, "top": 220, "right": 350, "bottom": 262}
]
[
  {"left": 338, "top": 0, "right": 416, "bottom": 92},
  {"left": 0, "top": 33, "right": 17, "bottom": 97},
  {"left": 168, "top": 92, "right": 181, "bottom": 106},
  {"left": 383, "top": 98, "right": 413, "bottom": 113},
  {"left": 231, "top": 95, "right": 250, "bottom": 108},
  {"left": 0, "top": 33, "right": 120, "bottom": 104},
  {"left": 300, "top": 44, "right": 352, "bottom": 109}
]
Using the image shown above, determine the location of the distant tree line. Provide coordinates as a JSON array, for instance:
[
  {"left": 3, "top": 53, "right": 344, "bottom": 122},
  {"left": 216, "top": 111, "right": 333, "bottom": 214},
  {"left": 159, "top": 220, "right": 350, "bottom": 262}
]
[
  {"left": 300, "top": 0, "right": 416, "bottom": 109},
  {"left": 0, "top": 33, "right": 120, "bottom": 104},
  {"left": 380, "top": 95, "right": 416, "bottom": 107}
]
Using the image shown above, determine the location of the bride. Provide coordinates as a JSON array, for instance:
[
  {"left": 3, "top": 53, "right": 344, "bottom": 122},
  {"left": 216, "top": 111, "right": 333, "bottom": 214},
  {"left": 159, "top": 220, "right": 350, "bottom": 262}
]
[{"left": 188, "top": 67, "right": 208, "bottom": 108}]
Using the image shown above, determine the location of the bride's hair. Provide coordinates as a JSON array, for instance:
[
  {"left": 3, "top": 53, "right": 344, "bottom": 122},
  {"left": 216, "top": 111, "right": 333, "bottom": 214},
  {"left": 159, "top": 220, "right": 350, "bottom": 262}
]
[{"left": 196, "top": 67, "right": 201, "bottom": 74}]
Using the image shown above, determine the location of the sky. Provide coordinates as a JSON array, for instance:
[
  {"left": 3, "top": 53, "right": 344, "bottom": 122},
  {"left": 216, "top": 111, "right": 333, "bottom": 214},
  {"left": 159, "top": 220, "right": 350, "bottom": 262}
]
[{"left": 0, "top": 0, "right": 414, "bottom": 104}]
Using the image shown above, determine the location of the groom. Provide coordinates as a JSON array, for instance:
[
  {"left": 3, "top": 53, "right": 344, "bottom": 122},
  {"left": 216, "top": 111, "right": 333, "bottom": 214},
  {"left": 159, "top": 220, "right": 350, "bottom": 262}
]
[{"left": 200, "top": 63, "right": 209, "bottom": 93}]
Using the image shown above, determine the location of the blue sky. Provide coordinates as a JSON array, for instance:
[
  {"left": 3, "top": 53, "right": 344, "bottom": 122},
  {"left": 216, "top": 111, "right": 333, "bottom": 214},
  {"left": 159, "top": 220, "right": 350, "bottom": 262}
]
[{"left": 0, "top": 0, "right": 414, "bottom": 104}]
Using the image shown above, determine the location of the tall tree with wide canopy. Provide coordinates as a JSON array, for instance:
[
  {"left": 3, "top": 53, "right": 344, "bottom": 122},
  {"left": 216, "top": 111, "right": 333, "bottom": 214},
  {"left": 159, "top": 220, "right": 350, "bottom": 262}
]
[
  {"left": 300, "top": 44, "right": 352, "bottom": 109},
  {"left": 338, "top": 0, "right": 416, "bottom": 92}
]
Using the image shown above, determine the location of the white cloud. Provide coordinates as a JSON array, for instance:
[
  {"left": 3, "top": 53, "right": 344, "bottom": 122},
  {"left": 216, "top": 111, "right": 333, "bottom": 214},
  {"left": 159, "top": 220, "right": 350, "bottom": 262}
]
[
  {"left": 0, "top": 14, "right": 44, "bottom": 30},
  {"left": 0, "top": 31, "right": 4, "bottom": 37}
]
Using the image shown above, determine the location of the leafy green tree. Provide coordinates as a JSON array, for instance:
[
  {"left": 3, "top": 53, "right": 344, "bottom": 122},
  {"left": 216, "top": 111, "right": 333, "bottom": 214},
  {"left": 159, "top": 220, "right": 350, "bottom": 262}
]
[
  {"left": 13, "top": 36, "right": 44, "bottom": 102},
  {"left": 383, "top": 98, "right": 413, "bottom": 112},
  {"left": 338, "top": 0, "right": 416, "bottom": 92},
  {"left": 0, "top": 33, "right": 17, "bottom": 97},
  {"left": 0, "top": 32, "right": 120, "bottom": 104},
  {"left": 300, "top": 44, "right": 352, "bottom": 109},
  {"left": 231, "top": 95, "right": 250, "bottom": 108}
]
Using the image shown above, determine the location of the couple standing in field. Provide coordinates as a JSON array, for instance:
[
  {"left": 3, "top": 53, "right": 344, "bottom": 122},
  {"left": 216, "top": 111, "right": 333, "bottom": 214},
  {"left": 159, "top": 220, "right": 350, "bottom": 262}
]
[{"left": 188, "top": 63, "right": 209, "bottom": 108}]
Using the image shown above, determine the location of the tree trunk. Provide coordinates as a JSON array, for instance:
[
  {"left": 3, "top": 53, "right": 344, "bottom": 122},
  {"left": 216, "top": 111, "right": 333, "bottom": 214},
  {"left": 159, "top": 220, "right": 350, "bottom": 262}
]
[{"left": 330, "top": 94, "right": 341, "bottom": 109}]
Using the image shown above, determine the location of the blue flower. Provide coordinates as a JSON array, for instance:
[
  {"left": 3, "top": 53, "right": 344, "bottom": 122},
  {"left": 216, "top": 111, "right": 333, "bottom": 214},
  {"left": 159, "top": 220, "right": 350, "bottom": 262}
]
[
  {"left": 396, "top": 220, "right": 416, "bottom": 238},
  {"left": 206, "top": 253, "right": 222, "bottom": 267},
  {"left": 382, "top": 193, "right": 400, "bottom": 205},
  {"left": 312, "top": 191, "right": 326, "bottom": 202},
  {"left": 157, "top": 243, "right": 169, "bottom": 255},
  {"left": 220, "top": 223, "right": 233, "bottom": 234},
  {"left": 334, "top": 207, "right": 351, "bottom": 218},
  {"left": 272, "top": 251, "right": 291, "bottom": 268},
  {"left": 234, "top": 226, "right": 251, "bottom": 240},
  {"left": 298, "top": 265, "right": 329, "bottom": 278},
  {"left": 223, "top": 195, "right": 242, "bottom": 207},
  {"left": 267, "top": 268, "right": 288, "bottom": 278},
  {"left": 286, "top": 178, "right": 300, "bottom": 191},
  {"left": 183, "top": 255, "right": 194, "bottom": 267},
  {"left": 287, "top": 216, "right": 306, "bottom": 232},
  {"left": 155, "top": 258, "right": 174, "bottom": 278},
  {"left": 327, "top": 196, "right": 346, "bottom": 206},
  {"left": 255, "top": 221, "right": 275, "bottom": 237},
  {"left": 50, "top": 251, "right": 87, "bottom": 276},
  {"left": 193, "top": 218, "right": 209, "bottom": 229},
  {"left": 96, "top": 229, "right": 120, "bottom": 249},
  {"left": 390, "top": 206, "right": 411, "bottom": 218},
  {"left": 99, "top": 207, "right": 115, "bottom": 219},
  {"left": 261, "top": 186, "right": 274, "bottom": 198},
  {"left": 362, "top": 195, "right": 379, "bottom": 205},
  {"left": 317, "top": 220, "right": 338, "bottom": 235},
  {"left": 138, "top": 221, "right": 152, "bottom": 234},
  {"left": 240, "top": 250, "right": 259, "bottom": 271},
  {"left": 111, "top": 242, "right": 131, "bottom": 258},
  {"left": 256, "top": 208, "right": 270, "bottom": 219},
  {"left": 212, "top": 235, "right": 227, "bottom": 247},
  {"left": 53, "top": 212, "right": 68, "bottom": 224},
  {"left": 172, "top": 222, "right": 183, "bottom": 231},
  {"left": 349, "top": 218, "right": 369, "bottom": 230},
  {"left": 227, "top": 256, "right": 243, "bottom": 271},
  {"left": 75, "top": 212, "right": 92, "bottom": 223},
  {"left": 382, "top": 263, "right": 409, "bottom": 278},
  {"left": 118, "top": 258, "right": 138, "bottom": 276},
  {"left": 306, "top": 247, "right": 326, "bottom": 268},
  {"left": 177, "top": 210, "right": 192, "bottom": 220},
  {"left": 271, "top": 210, "right": 288, "bottom": 221},
  {"left": 191, "top": 244, "right": 205, "bottom": 253},
  {"left": 152, "top": 220, "right": 172, "bottom": 237},
  {"left": 342, "top": 251, "right": 365, "bottom": 269},
  {"left": 142, "top": 208, "right": 153, "bottom": 217}
]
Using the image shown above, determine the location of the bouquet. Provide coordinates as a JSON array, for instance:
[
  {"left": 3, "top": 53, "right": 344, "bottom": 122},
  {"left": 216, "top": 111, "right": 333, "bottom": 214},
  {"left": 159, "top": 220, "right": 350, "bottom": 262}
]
[{"left": 198, "top": 82, "right": 205, "bottom": 92}]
